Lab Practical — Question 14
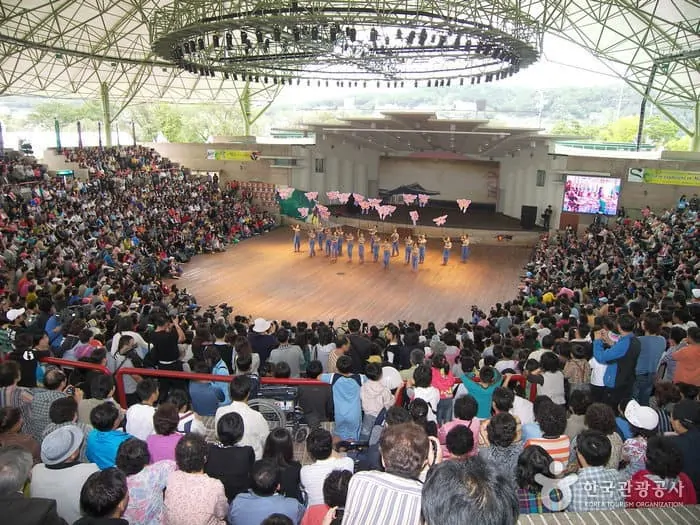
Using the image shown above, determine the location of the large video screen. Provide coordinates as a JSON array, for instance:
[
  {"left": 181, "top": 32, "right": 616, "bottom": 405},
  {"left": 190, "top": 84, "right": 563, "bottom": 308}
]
[{"left": 562, "top": 175, "right": 621, "bottom": 216}]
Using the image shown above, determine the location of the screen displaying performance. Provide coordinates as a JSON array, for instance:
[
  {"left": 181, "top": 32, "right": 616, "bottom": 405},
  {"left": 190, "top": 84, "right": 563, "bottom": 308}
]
[{"left": 562, "top": 175, "right": 621, "bottom": 216}]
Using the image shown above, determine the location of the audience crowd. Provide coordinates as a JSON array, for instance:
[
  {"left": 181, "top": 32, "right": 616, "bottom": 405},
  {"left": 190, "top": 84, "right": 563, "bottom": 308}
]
[{"left": 0, "top": 145, "right": 699, "bottom": 525}]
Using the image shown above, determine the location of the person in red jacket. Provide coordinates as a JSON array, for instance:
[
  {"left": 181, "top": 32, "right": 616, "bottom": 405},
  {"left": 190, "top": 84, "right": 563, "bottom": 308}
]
[{"left": 626, "top": 435, "right": 697, "bottom": 508}]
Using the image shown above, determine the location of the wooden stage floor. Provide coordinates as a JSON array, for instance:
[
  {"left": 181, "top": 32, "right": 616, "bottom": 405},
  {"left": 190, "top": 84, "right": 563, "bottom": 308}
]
[{"left": 176, "top": 229, "right": 532, "bottom": 327}]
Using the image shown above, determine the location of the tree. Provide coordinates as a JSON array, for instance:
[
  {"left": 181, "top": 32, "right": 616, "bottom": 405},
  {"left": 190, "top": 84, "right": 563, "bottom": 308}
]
[
  {"left": 550, "top": 120, "right": 600, "bottom": 138},
  {"left": 644, "top": 116, "right": 679, "bottom": 145},
  {"left": 598, "top": 116, "right": 639, "bottom": 143},
  {"left": 665, "top": 135, "right": 691, "bottom": 151}
]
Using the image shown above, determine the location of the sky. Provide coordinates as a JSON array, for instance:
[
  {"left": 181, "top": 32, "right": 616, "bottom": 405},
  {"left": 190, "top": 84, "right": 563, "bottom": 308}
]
[{"left": 276, "top": 34, "right": 622, "bottom": 103}]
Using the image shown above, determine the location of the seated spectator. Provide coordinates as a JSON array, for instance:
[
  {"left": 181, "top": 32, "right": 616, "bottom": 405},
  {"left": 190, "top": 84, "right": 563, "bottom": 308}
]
[
  {"left": 228, "top": 459, "right": 305, "bottom": 525},
  {"left": 563, "top": 344, "right": 591, "bottom": 393},
  {"left": 41, "top": 397, "right": 91, "bottom": 462},
  {"left": 234, "top": 352, "right": 261, "bottom": 398},
  {"left": 620, "top": 399, "right": 659, "bottom": 476},
  {"left": 320, "top": 355, "right": 366, "bottom": 441},
  {"left": 269, "top": 329, "right": 305, "bottom": 378},
  {"left": 524, "top": 403, "right": 570, "bottom": 463},
  {"left": 78, "top": 375, "right": 122, "bottom": 425},
  {"left": 215, "top": 375, "right": 270, "bottom": 459},
  {"left": 358, "top": 406, "right": 412, "bottom": 472},
  {"left": 479, "top": 387, "right": 522, "bottom": 447},
  {"left": 263, "top": 428, "right": 303, "bottom": 502},
  {"left": 410, "top": 364, "right": 439, "bottom": 423},
  {"left": 300, "top": 428, "right": 354, "bottom": 506},
  {"left": 273, "top": 362, "right": 292, "bottom": 378},
  {"left": 343, "top": 423, "right": 427, "bottom": 525},
  {"left": 516, "top": 445, "right": 559, "bottom": 514},
  {"left": 422, "top": 456, "right": 519, "bottom": 525},
  {"left": 565, "top": 389, "right": 591, "bottom": 440},
  {"left": 627, "top": 435, "right": 697, "bottom": 507},
  {"left": 205, "top": 412, "right": 255, "bottom": 502},
  {"left": 0, "top": 361, "right": 34, "bottom": 435},
  {"left": 0, "top": 407, "right": 40, "bottom": 463},
  {"left": 651, "top": 381, "right": 681, "bottom": 433},
  {"left": 203, "top": 345, "right": 232, "bottom": 404},
  {"left": 300, "top": 470, "right": 352, "bottom": 525},
  {"left": 30, "top": 425, "right": 99, "bottom": 524},
  {"left": 438, "top": 395, "right": 480, "bottom": 459},
  {"left": 479, "top": 413, "right": 523, "bottom": 484},
  {"left": 668, "top": 399, "right": 700, "bottom": 500},
  {"left": 146, "top": 403, "right": 182, "bottom": 463},
  {"left": 521, "top": 395, "right": 553, "bottom": 442},
  {"left": 360, "top": 363, "right": 394, "bottom": 440},
  {"left": 116, "top": 438, "right": 176, "bottom": 525},
  {"left": 569, "top": 429, "right": 627, "bottom": 512},
  {"left": 455, "top": 365, "right": 502, "bottom": 419},
  {"left": 74, "top": 468, "right": 129, "bottom": 525},
  {"left": 164, "top": 433, "right": 228, "bottom": 525},
  {"left": 524, "top": 353, "right": 566, "bottom": 406},
  {"left": 125, "top": 378, "right": 158, "bottom": 441},
  {"left": 615, "top": 398, "right": 634, "bottom": 441},
  {"left": 297, "top": 360, "right": 333, "bottom": 428},
  {"left": 86, "top": 402, "right": 132, "bottom": 469},
  {"left": 445, "top": 425, "right": 475, "bottom": 460},
  {"left": 189, "top": 361, "right": 226, "bottom": 416},
  {"left": 570, "top": 402, "right": 622, "bottom": 471},
  {"left": 166, "top": 389, "right": 207, "bottom": 435},
  {"left": 28, "top": 368, "right": 70, "bottom": 442},
  {"left": 0, "top": 446, "right": 67, "bottom": 525},
  {"left": 408, "top": 398, "right": 438, "bottom": 437}
]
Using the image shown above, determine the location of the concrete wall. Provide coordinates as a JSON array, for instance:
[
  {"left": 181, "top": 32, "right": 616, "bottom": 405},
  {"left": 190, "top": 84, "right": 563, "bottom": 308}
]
[{"left": 378, "top": 157, "right": 499, "bottom": 203}]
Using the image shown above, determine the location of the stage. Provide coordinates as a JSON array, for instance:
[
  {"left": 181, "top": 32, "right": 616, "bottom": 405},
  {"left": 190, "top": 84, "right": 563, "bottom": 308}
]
[{"left": 175, "top": 228, "right": 532, "bottom": 326}]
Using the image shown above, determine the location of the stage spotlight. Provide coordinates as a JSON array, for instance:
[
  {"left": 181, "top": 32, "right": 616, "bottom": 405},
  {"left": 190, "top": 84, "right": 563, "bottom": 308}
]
[
  {"left": 224, "top": 72, "right": 229, "bottom": 80},
  {"left": 293, "top": 26, "right": 301, "bottom": 42},
  {"left": 396, "top": 29, "right": 403, "bottom": 40},
  {"left": 453, "top": 35, "right": 461, "bottom": 48},
  {"left": 183, "top": 42, "right": 190, "bottom": 54},
  {"left": 348, "top": 27, "right": 356, "bottom": 42},
  {"left": 369, "top": 28, "right": 378, "bottom": 42},
  {"left": 226, "top": 32, "right": 233, "bottom": 49},
  {"left": 414, "top": 80, "right": 418, "bottom": 87},
  {"left": 311, "top": 26, "right": 319, "bottom": 40},
  {"left": 273, "top": 26, "right": 281, "bottom": 42},
  {"left": 418, "top": 29, "right": 427, "bottom": 46},
  {"left": 189, "top": 40, "right": 196, "bottom": 53},
  {"left": 430, "top": 34, "right": 436, "bottom": 44},
  {"left": 427, "top": 80, "right": 431, "bottom": 87},
  {"left": 212, "top": 35, "right": 220, "bottom": 48},
  {"left": 263, "top": 39, "right": 270, "bottom": 52},
  {"left": 255, "top": 29, "right": 264, "bottom": 44},
  {"left": 438, "top": 35, "right": 446, "bottom": 47},
  {"left": 407, "top": 30, "right": 415, "bottom": 45},
  {"left": 233, "top": 73, "right": 238, "bottom": 81},
  {"left": 241, "top": 31, "right": 248, "bottom": 43},
  {"left": 198, "top": 38, "right": 205, "bottom": 50}
]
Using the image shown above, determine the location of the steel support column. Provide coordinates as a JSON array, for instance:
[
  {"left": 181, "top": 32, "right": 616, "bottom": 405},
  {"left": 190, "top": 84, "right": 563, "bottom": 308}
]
[
  {"left": 100, "top": 82, "right": 113, "bottom": 147},
  {"left": 693, "top": 100, "right": 700, "bottom": 153}
]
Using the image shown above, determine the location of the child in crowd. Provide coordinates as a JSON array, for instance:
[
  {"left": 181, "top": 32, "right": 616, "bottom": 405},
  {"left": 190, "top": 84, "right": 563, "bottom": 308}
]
[
  {"left": 524, "top": 353, "right": 566, "bottom": 406},
  {"left": 359, "top": 363, "right": 394, "bottom": 440},
  {"left": 320, "top": 355, "right": 366, "bottom": 441},
  {"left": 621, "top": 399, "right": 659, "bottom": 476},
  {"left": 367, "top": 343, "right": 383, "bottom": 365},
  {"left": 411, "top": 364, "right": 440, "bottom": 424},
  {"left": 455, "top": 365, "right": 502, "bottom": 419},
  {"left": 298, "top": 361, "right": 334, "bottom": 428},
  {"left": 125, "top": 378, "right": 159, "bottom": 441},
  {"left": 445, "top": 425, "right": 475, "bottom": 460},
  {"left": 563, "top": 344, "right": 591, "bottom": 392},
  {"left": 430, "top": 353, "right": 456, "bottom": 425},
  {"left": 438, "top": 395, "right": 480, "bottom": 459}
]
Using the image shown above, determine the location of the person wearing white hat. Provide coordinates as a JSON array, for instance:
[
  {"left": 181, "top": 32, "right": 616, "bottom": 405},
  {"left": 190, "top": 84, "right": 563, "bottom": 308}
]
[
  {"left": 620, "top": 399, "right": 659, "bottom": 476},
  {"left": 30, "top": 425, "right": 99, "bottom": 524},
  {"left": 248, "top": 318, "right": 277, "bottom": 365}
]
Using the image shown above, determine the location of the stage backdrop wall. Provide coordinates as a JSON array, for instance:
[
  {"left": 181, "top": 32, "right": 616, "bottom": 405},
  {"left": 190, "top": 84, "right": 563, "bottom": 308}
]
[{"left": 378, "top": 157, "right": 499, "bottom": 203}]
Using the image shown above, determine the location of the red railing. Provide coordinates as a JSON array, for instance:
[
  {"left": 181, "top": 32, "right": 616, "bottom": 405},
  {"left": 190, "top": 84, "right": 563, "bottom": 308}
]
[{"left": 40, "top": 357, "right": 112, "bottom": 377}]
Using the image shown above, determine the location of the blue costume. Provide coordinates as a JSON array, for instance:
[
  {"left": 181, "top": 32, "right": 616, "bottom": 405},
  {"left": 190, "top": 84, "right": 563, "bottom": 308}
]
[
  {"left": 358, "top": 241, "right": 365, "bottom": 263},
  {"left": 347, "top": 240, "right": 354, "bottom": 261},
  {"left": 292, "top": 229, "right": 300, "bottom": 252},
  {"left": 461, "top": 239, "right": 470, "bottom": 263},
  {"left": 411, "top": 249, "right": 419, "bottom": 272},
  {"left": 442, "top": 240, "right": 451, "bottom": 265},
  {"left": 330, "top": 237, "right": 338, "bottom": 259},
  {"left": 382, "top": 246, "right": 391, "bottom": 269},
  {"left": 372, "top": 241, "right": 380, "bottom": 262},
  {"left": 337, "top": 234, "right": 344, "bottom": 256},
  {"left": 325, "top": 236, "right": 332, "bottom": 257},
  {"left": 309, "top": 237, "right": 316, "bottom": 257},
  {"left": 419, "top": 240, "right": 426, "bottom": 263}
]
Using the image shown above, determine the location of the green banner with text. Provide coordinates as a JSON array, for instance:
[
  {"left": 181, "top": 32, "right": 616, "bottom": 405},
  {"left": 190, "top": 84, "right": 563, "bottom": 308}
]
[{"left": 627, "top": 168, "right": 700, "bottom": 186}]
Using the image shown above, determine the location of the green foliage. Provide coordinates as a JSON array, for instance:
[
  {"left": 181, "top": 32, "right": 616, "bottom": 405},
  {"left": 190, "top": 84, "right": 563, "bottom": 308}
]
[
  {"left": 644, "top": 116, "right": 679, "bottom": 144},
  {"left": 550, "top": 120, "right": 600, "bottom": 138},
  {"left": 598, "top": 116, "right": 639, "bottom": 143},
  {"left": 665, "top": 135, "right": 691, "bottom": 151}
]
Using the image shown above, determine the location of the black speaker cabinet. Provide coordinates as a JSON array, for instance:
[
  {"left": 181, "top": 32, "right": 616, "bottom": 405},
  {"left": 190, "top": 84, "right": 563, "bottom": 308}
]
[{"left": 520, "top": 205, "right": 538, "bottom": 230}]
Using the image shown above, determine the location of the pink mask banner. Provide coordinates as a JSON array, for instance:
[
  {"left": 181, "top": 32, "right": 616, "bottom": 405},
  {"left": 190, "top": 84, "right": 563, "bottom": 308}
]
[
  {"left": 304, "top": 191, "right": 318, "bottom": 202},
  {"left": 418, "top": 194, "right": 430, "bottom": 207},
  {"left": 432, "top": 214, "right": 448, "bottom": 226},
  {"left": 402, "top": 194, "right": 417, "bottom": 205},
  {"left": 409, "top": 210, "right": 419, "bottom": 225},
  {"left": 456, "top": 199, "right": 472, "bottom": 213},
  {"left": 298, "top": 207, "right": 309, "bottom": 218},
  {"left": 277, "top": 187, "right": 295, "bottom": 199}
]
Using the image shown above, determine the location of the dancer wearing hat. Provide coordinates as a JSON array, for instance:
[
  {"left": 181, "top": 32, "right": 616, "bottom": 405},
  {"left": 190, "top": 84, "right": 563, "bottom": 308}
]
[{"left": 30, "top": 425, "right": 99, "bottom": 524}]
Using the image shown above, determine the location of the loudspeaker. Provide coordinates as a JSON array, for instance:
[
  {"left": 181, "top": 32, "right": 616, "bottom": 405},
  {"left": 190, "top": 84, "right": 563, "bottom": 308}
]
[{"left": 520, "top": 205, "right": 537, "bottom": 230}]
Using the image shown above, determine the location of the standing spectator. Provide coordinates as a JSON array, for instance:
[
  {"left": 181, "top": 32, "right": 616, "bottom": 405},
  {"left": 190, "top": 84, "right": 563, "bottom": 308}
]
[
  {"left": 205, "top": 412, "right": 255, "bottom": 502},
  {"left": 563, "top": 344, "right": 591, "bottom": 393},
  {"left": 78, "top": 375, "right": 122, "bottom": 425},
  {"left": 592, "top": 316, "right": 641, "bottom": 408},
  {"left": 228, "top": 459, "right": 305, "bottom": 525},
  {"left": 479, "top": 413, "right": 523, "bottom": 484},
  {"left": 209, "top": 323, "right": 235, "bottom": 372},
  {"left": 269, "top": 329, "right": 305, "bottom": 378},
  {"left": 30, "top": 425, "right": 99, "bottom": 524},
  {"left": 634, "top": 313, "right": 666, "bottom": 405},
  {"left": 164, "top": 433, "right": 228, "bottom": 525},
  {"left": 524, "top": 353, "right": 565, "bottom": 406},
  {"left": 657, "top": 327, "right": 687, "bottom": 382},
  {"left": 0, "top": 407, "right": 40, "bottom": 463},
  {"left": 146, "top": 403, "right": 183, "bottom": 463},
  {"left": 360, "top": 363, "right": 393, "bottom": 439},
  {"left": 569, "top": 430, "right": 627, "bottom": 512},
  {"left": 116, "top": 438, "right": 176, "bottom": 525},
  {"left": 0, "top": 447, "right": 67, "bottom": 525},
  {"left": 411, "top": 364, "right": 440, "bottom": 424},
  {"left": 74, "top": 468, "right": 130, "bottom": 525},
  {"left": 86, "top": 402, "right": 132, "bottom": 469},
  {"left": 203, "top": 346, "right": 232, "bottom": 405},
  {"left": 248, "top": 318, "right": 278, "bottom": 365},
  {"left": 422, "top": 455, "right": 519, "bottom": 525},
  {"left": 320, "top": 355, "right": 365, "bottom": 441},
  {"left": 297, "top": 361, "right": 333, "bottom": 428},
  {"left": 214, "top": 375, "right": 270, "bottom": 459},
  {"left": 430, "top": 353, "right": 456, "bottom": 425},
  {"left": 346, "top": 319, "right": 371, "bottom": 374},
  {"left": 565, "top": 390, "right": 591, "bottom": 440},
  {"left": 668, "top": 399, "right": 700, "bottom": 500},
  {"left": 627, "top": 435, "right": 697, "bottom": 507},
  {"left": 148, "top": 314, "right": 186, "bottom": 400},
  {"left": 300, "top": 428, "right": 354, "bottom": 506},
  {"left": 343, "top": 423, "right": 427, "bottom": 525},
  {"left": 125, "top": 378, "right": 159, "bottom": 441},
  {"left": 300, "top": 470, "right": 352, "bottom": 525},
  {"left": 10, "top": 332, "right": 51, "bottom": 388},
  {"left": 671, "top": 327, "right": 700, "bottom": 387},
  {"left": 445, "top": 425, "right": 475, "bottom": 460},
  {"left": 263, "top": 428, "right": 303, "bottom": 502}
]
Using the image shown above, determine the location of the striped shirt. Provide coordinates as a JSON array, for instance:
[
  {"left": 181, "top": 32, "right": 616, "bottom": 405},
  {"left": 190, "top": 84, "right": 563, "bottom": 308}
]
[
  {"left": 525, "top": 435, "right": 571, "bottom": 464},
  {"left": 342, "top": 471, "right": 423, "bottom": 525}
]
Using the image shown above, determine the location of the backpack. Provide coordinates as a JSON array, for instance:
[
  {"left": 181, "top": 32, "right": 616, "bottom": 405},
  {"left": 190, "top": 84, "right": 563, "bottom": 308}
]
[{"left": 56, "top": 334, "right": 80, "bottom": 358}]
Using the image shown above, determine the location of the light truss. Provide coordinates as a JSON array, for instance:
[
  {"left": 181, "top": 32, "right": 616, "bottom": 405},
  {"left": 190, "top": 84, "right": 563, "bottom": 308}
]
[{"left": 0, "top": 0, "right": 697, "bottom": 147}]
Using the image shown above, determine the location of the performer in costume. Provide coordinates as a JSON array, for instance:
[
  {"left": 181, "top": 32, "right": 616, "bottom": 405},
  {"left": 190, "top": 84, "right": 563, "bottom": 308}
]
[
  {"left": 291, "top": 224, "right": 301, "bottom": 252},
  {"left": 372, "top": 233, "right": 380, "bottom": 263},
  {"left": 404, "top": 235, "right": 414, "bottom": 264},
  {"left": 317, "top": 227, "right": 325, "bottom": 252},
  {"left": 330, "top": 231, "right": 339, "bottom": 263},
  {"left": 460, "top": 234, "right": 470, "bottom": 263},
  {"left": 358, "top": 231, "right": 366, "bottom": 264},
  {"left": 336, "top": 228, "right": 344, "bottom": 256},
  {"left": 368, "top": 226, "right": 377, "bottom": 253},
  {"left": 308, "top": 229, "right": 316, "bottom": 257},
  {"left": 418, "top": 234, "right": 427, "bottom": 264},
  {"left": 411, "top": 243, "right": 420, "bottom": 272},
  {"left": 324, "top": 227, "right": 332, "bottom": 257},
  {"left": 442, "top": 237, "right": 452, "bottom": 266},
  {"left": 345, "top": 231, "right": 354, "bottom": 262},
  {"left": 382, "top": 238, "right": 391, "bottom": 270},
  {"left": 391, "top": 228, "right": 400, "bottom": 257}
]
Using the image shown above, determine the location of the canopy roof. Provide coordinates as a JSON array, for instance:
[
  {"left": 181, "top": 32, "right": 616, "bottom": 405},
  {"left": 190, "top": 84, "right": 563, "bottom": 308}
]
[{"left": 0, "top": 1, "right": 697, "bottom": 134}]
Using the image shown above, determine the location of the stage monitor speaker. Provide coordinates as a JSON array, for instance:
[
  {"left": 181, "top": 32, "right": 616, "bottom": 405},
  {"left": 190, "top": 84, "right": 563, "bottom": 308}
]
[{"left": 520, "top": 205, "right": 537, "bottom": 229}]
